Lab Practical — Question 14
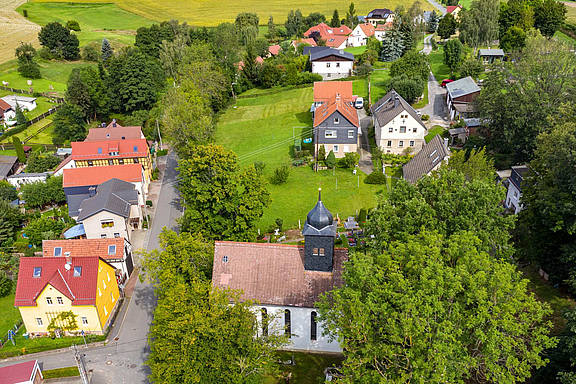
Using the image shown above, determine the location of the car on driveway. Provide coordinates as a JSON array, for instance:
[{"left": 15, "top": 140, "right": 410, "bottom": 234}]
[
  {"left": 354, "top": 97, "right": 364, "bottom": 109},
  {"left": 441, "top": 79, "right": 454, "bottom": 87}
]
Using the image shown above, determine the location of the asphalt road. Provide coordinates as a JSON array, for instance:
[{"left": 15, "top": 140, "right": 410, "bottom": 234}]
[
  {"left": 0, "top": 151, "right": 181, "bottom": 383},
  {"left": 426, "top": 0, "right": 447, "bottom": 15},
  {"left": 418, "top": 35, "right": 449, "bottom": 125}
]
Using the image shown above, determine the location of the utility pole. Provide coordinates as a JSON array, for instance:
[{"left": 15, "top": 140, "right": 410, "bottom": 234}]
[
  {"left": 315, "top": 127, "right": 319, "bottom": 172},
  {"left": 71, "top": 344, "right": 89, "bottom": 384},
  {"left": 156, "top": 119, "right": 162, "bottom": 151}
]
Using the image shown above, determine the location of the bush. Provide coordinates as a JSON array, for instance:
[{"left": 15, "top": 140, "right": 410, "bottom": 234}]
[
  {"left": 156, "top": 149, "right": 168, "bottom": 156},
  {"left": 26, "top": 152, "right": 61, "bottom": 173},
  {"left": 38, "top": 47, "right": 53, "bottom": 60},
  {"left": 0, "top": 125, "right": 27, "bottom": 141},
  {"left": 325, "top": 150, "right": 336, "bottom": 169},
  {"left": 25, "top": 217, "right": 66, "bottom": 245},
  {"left": 0, "top": 271, "right": 13, "bottom": 298},
  {"left": 358, "top": 208, "right": 367, "bottom": 223},
  {"left": 297, "top": 72, "right": 323, "bottom": 85},
  {"left": 151, "top": 168, "right": 160, "bottom": 180},
  {"left": 270, "top": 164, "right": 290, "bottom": 185},
  {"left": 253, "top": 161, "right": 266, "bottom": 175},
  {"left": 18, "top": 63, "right": 41, "bottom": 79},
  {"left": 364, "top": 171, "right": 387, "bottom": 184},
  {"left": 275, "top": 218, "right": 283, "bottom": 231},
  {"left": 339, "top": 152, "right": 360, "bottom": 169},
  {"left": 23, "top": 9, "right": 28, "bottom": 17},
  {"left": 146, "top": 200, "right": 153, "bottom": 207},
  {"left": 66, "top": 20, "right": 81, "bottom": 31},
  {"left": 82, "top": 46, "right": 99, "bottom": 61},
  {"left": 421, "top": 114, "right": 430, "bottom": 121}
]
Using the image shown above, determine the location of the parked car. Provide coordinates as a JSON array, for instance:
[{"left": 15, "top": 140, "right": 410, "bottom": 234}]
[
  {"left": 441, "top": 79, "right": 454, "bottom": 87},
  {"left": 354, "top": 97, "right": 364, "bottom": 109}
]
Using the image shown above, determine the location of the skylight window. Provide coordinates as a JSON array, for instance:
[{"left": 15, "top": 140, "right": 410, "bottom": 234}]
[
  {"left": 97, "top": 147, "right": 102, "bottom": 154},
  {"left": 108, "top": 245, "right": 116, "bottom": 255},
  {"left": 74, "top": 266, "right": 82, "bottom": 277},
  {"left": 54, "top": 247, "right": 62, "bottom": 257},
  {"left": 223, "top": 255, "right": 229, "bottom": 263},
  {"left": 33, "top": 267, "right": 41, "bottom": 278},
  {"left": 133, "top": 146, "right": 138, "bottom": 152}
]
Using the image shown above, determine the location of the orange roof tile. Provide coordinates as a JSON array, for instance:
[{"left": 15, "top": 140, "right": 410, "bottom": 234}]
[
  {"left": 376, "top": 22, "right": 394, "bottom": 31},
  {"left": 85, "top": 125, "right": 144, "bottom": 142},
  {"left": 292, "top": 38, "right": 317, "bottom": 47},
  {"left": 324, "top": 35, "right": 349, "bottom": 48},
  {"left": 313, "top": 81, "right": 353, "bottom": 102},
  {"left": 70, "top": 139, "right": 149, "bottom": 160},
  {"left": 269, "top": 45, "right": 281, "bottom": 55},
  {"left": 314, "top": 93, "right": 359, "bottom": 127},
  {"left": 358, "top": 23, "right": 376, "bottom": 37},
  {"left": 42, "top": 238, "right": 125, "bottom": 261},
  {"left": 63, "top": 164, "right": 143, "bottom": 188}
]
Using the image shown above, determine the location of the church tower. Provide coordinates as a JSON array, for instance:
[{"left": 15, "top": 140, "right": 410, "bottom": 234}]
[{"left": 303, "top": 189, "right": 337, "bottom": 272}]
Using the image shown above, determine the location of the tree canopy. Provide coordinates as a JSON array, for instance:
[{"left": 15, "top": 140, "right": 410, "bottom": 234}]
[{"left": 38, "top": 22, "right": 79, "bottom": 60}]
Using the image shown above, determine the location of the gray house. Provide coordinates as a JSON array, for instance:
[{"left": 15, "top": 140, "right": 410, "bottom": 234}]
[
  {"left": 403, "top": 134, "right": 451, "bottom": 184},
  {"left": 313, "top": 93, "right": 360, "bottom": 158}
]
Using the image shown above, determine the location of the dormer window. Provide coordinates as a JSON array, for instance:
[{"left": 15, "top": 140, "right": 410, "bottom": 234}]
[
  {"left": 74, "top": 266, "right": 82, "bottom": 277},
  {"left": 33, "top": 267, "right": 41, "bottom": 277},
  {"left": 54, "top": 247, "right": 62, "bottom": 257},
  {"left": 97, "top": 148, "right": 102, "bottom": 154},
  {"left": 108, "top": 245, "right": 116, "bottom": 255}
]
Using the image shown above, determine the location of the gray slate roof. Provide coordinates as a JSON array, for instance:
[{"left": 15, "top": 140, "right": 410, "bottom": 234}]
[
  {"left": 302, "top": 191, "right": 337, "bottom": 237},
  {"left": 446, "top": 77, "right": 481, "bottom": 99},
  {"left": 77, "top": 178, "right": 138, "bottom": 222},
  {"left": 302, "top": 46, "right": 330, "bottom": 56},
  {"left": 403, "top": 134, "right": 451, "bottom": 184},
  {"left": 464, "top": 118, "right": 481, "bottom": 127},
  {"left": 7, "top": 172, "right": 48, "bottom": 179},
  {"left": 309, "top": 48, "right": 354, "bottom": 62},
  {"left": 371, "top": 90, "right": 427, "bottom": 129},
  {"left": 478, "top": 49, "right": 504, "bottom": 57},
  {"left": 0, "top": 155, "right": 18, "bottom": 179}
]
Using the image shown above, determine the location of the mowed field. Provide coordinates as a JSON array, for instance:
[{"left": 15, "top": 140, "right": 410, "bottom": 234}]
[
  {"left": 0, "top": 4, "right": 41, "bottom": 64},
  {"left": 563, "top": 1, "right": 576, "bottom": 22},
  {"left": 31, "top": 0, "right": 432, "bottom": 26}
]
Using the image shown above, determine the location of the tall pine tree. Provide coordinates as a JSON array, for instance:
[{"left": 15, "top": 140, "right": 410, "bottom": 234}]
[
  {"left": 101, "top": 38, "right": 113, "bottom": 63},
  {"left": 330, "top": 9, "right": 340, "bottom": 27}
]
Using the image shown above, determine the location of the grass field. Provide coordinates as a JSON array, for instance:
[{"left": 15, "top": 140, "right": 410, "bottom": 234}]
[
  {"left": 369, "top": 69, "right": 391, "bottom": 104},
  {"left": 31, "top": 0, "right": 431, "bottom": 26},
  {"left": 216, "top": 85, "right": 383, "bottom": 230},
  {"left": 0, "top": 293, "right": 21, "bottom": 339},
  {"left": 1, "top": 116, "right": 54, "bottom": 144},
  {"left": 0, "top": 9, "right": 42, "bottom": 64},
  {"left": 263, "top": 351, "right": 343, "bottom": 383},
  {"left": 43, "top": 367, "right": 80, "bottom": 379},
  {"left": 425, "top": 125, "right": 445, "bottom": 143},
  {"left": 429, "top": 46, "right": 452, "bottom": 82},
  {"left": 555, "top": 30, "right": 576, "bottom": 45},
  {"left": 562, "top": 1, "right": 576, "bottom": 22},
  {"left": 17, "top": 2, "right": 155, "bottom": 47},
  {"left": 344, "top": 46, "right": 367, "bottom": 56}
]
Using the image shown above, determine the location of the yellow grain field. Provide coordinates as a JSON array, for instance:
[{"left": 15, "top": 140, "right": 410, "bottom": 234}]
[
  {"left": 0, "top": 0, "right": 41, "bottom": 64},
  {"left": 31, "top": 0, "right": 432, "bottom": 26}
]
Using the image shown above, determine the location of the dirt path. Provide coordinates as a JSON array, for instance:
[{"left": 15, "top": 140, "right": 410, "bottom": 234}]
[
  {"left": 0, "top": 0, "right": 28, "bottom": 11},
  {"left": 0, "top": 1, "right": 41, "bottom": 64}
]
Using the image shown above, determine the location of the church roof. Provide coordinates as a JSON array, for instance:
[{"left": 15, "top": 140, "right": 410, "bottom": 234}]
[
  {"left": 212, "top": 242, "right": 348, "bottom": 308},
  {"left": 302, "top": 189, "right": 337, "bottom": 237}
]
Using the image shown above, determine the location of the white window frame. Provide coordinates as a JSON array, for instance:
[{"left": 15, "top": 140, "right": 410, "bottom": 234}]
[
  {"left": 399, "top": 140, "right": 404, "bottom": 147},
  {"left": 325, "top": 130, "right": 337, "bottom": 138},
  {"left": 410, "top": 140, "right": 415, "bottom": 147},
  {"left": 344, "top": 145, "right": 350, "bottom": 153},
  {"left": 387, "top": 140, "right": 392, "bottom": 147},
  {"left": 400, "top": 126, "right": 406, "bottom": 133},
  {"left": 413, "top": 127, "right": 417, "bottom": 133},
  {"left": 46, "top": 297, "right": 53, "bottom": 306},
  {"left": 54, "top": 247, "right": 62, "bottom": 257},
  {"left": 81, "top": 317, "right": 88, "bottom": 325},
  {"left": 388, "top": 127, "right": 393, "bottom": 133},
  {"left": 348, "top": 130, "right": 354, "bottom": 138},
  {"left": 326, "top": 63, "right": 331, "bottom": 68},
  {"left": 57, "top": 297, "right": 64, "bottom": 305},
  {"left": 36, "top": 318, "right": 43, "bottom": 327},
  {"left": 333, "top": 145, "right": 339, "bottom": 152}
]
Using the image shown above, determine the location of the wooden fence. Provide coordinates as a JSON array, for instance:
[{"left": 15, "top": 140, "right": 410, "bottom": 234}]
[
  {"left": 23, "top": 121, "right": 53, "bottom": 143},
  {"left": 24, "top": 104, "right": 63, "bottom": 127},
  {"left": 0, "top": 142, "right": 61, "bottom": 151},
  {"left": 0, "top": 85, "right": 65, "bottom": 103}
]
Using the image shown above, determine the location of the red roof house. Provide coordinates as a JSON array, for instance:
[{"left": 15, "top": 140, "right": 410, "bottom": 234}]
[
  {"left": 268, "top": 44, "right": 281, "bottom": 56},
  {"left": 70, "top": 139, "right": 149, "bottom": 160},
  {"left": 63, "top": 164, "right": 143, "bottom": 188},
  {"left": 304, "top": 23, "right": 351, "bottom": 49},
  {"left": 0, "top": 360, "right": 43, "bottom": 384},
  {"left": 313, "top": 81, "right": 353, "bottom": 103},
  {"left": 42, "top": 238, "right": 124, "bottom": 260},
  {"left": 85, "top": 122, "right": 144, "bottom": 142}
]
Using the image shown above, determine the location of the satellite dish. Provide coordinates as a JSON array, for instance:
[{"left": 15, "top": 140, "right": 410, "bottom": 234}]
[{"left": 64, "top": 264, "right": 71, "bottom": 270}]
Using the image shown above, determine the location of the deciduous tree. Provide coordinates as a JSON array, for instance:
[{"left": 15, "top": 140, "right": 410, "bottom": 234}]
[
  {"left": 535, "top": 0, "right": 567, "bottom": 37},
  {"left": 25, "top": 152, "right": 61, "bottom": 173},
  {"left": 499, "top": 25, "right": 527, "bottom": 51},
  {"left": 443, "top": 38, "right": 463, "bottom": 77},
  {"left": 0, "top": 181, "right": 18, "bottom": 203},
  {"left": 20, "top": 176, "right": 65, "bottom": 209},
  {"left": 0, "top": 200, "right": 23, "bottom": 247},
  {"left": 38, "top": 22, "right": 79, "bottom": 60},
  {"left": 459, "top": 57, "right": 484, "bottom": 79},
  {"left": 15, "top": 43, "right": 40, "bottom": 79},
  {"left": 437, "top": 13, "right": 457, "bottom": 39},
  {"left": 52, "top": 104, "right": 87, "bottom": 144},
  {"left": 24, "top": 217, "right": 65, "bottom": 245}
]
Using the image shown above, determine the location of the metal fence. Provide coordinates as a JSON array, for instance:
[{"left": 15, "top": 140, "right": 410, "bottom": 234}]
[{"left": 0, "top": 319, "right": 23, "bottom": 349}]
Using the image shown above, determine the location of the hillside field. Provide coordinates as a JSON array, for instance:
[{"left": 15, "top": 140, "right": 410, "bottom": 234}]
[{"left": 31, "top": 0, "right": 432, "bottom": 26}]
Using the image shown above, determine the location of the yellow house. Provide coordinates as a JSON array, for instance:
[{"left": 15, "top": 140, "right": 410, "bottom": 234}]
[{"left": 15, "top": 256, "right": 120, "bottom": 336}]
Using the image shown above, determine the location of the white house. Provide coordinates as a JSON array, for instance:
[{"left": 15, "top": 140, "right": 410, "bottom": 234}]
[
  {"left": 212, "top": 191, "right": 348, "bottom": 353},
  {"left": 307, "top": 47, "right": 355, "bottom": 80},
  {"left": 348, "top": 23, "right": 375, "bottom": 47},
  {"left": 403, "top": 134, "right": 451, "bottom": 184},
  {"left": 6, "top": 172, "right": 48, "bottom": 188},
  {"left": 374, "top": 23, "right": 394, "bottom": 41},
  {"left": 365, "top": 8, "right": 395, "bottom": 25},
  {"left": 1, "top": 95, "right": 37, "bottom": 112},
  {"left": 505, "top": 165, "right": 529, "bottom": 214},
  {"left": 0, "top": 99, "right": 16, "bottom": 123},
  {"left": 371, "top": 90, "right": 427, "bottom": 155}
]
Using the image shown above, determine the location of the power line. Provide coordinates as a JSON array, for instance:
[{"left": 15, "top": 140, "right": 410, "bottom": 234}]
[{"left": 238, "top": 128, "right": 314, "bottom": 161}]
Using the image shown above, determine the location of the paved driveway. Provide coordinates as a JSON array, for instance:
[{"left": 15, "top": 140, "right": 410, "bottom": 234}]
[
  {"left": 418, "top": 73, "right": 449, "bottom": 126},
  {"left": 357, "top": 107, "right": 374, "bottom": 175}
]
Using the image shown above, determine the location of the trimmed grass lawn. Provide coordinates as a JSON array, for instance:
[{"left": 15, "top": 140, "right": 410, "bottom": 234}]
[
  {"left": 1, "top": 116, "right": 54, "bottom": 144},
  {"left": 17, "top": 3, "right": 155, "bottom": 47},
  {"left": 32, "top": 0, "right": 432, "bottom": 26},
  {"left": 425, "top": 125, "right": 445, "bottom": 143},
  {"left": 263, "top": 351, "right": 343, "bottom": 383},
  {"left": 43, "top": 367, "right": 80, "bottom": 379},
  {"left": 216, "top": 86, "right": 383, "bottom": 230},
  {"left": 429, "top": 46, "right": 451, "bottom": 82},
  {"left": 0, "top": 294, "right": 21, "bottom": 340},
  {"left": 564, "top": 2, "right": 576, "bottom": 22},
  {"left": 0, "top": 150, "right": 18, "bottom": 156},
  {"left": 370, "top": 70, "right": 391, "bottom": 104},
  {"left": 344, "top": 45, "right": 367, "bottom": 57},
  {"left": 0, "top": 61, "right": 97, "bottom": 94},
  {"left": 555, "top": 30, "right": 576, "bottom": 45}
]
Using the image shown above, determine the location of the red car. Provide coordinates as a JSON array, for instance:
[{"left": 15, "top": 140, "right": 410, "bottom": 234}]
[{"left": 441, "top": 79, "right": 454, "bottom": 87}]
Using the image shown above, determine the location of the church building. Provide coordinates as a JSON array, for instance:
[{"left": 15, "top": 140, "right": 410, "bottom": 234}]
[{"left": 212, "top": 190, "right": 348, "bottom": 352}]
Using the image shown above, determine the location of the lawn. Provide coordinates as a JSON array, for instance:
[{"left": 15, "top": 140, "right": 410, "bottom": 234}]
[
  {"left": 0, "top": 61, "right": 96, "bottom": 94},
  {"left": 425, "top": 125, "right": 445, "bottom": 143},
  {"left": 263, "top": 351, "right": 344, "bottom": 384},
  {"left": 0, "top": 294, "right": 21, "bottom": 340},
  {"left": 31, "top": 0, "right": 432, "bottom": 26},
  {"left": 43, "top": 367, "right": 80, "bottom": 379},
  {"left": 216, "top": 85, "right": 383, "bottom": 230},
  {"left": 369, "top": 69, "right": 391, "bottom": 104},
  {"left": 555, "top": 30, "right": 576, "bottom": 45},
  {"left": 563, "top": 1, "right": 576, "bottom": 22},
  {"left": 17, "top": 2, "right": 155, "bottom": 47},
  {"left": 0, "top": 90, "right": 58, "bottom": 120},
  {"left": 344, "top": 45, "right": 367, "bottom": 57},
  {"left": 429, "top": 46, "right": 451, "bottom": 82}
]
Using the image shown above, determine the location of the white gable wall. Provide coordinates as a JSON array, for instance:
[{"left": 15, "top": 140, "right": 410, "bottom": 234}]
[
  {"left": 505, "top": 182, "right": 523, "bottom": 214},
  {"left": 348, "top": 26, "right": 368, "bottom": 47},
  {"left": 374, "top": 110, "right": 426, "bottom": 155},
  {"left": 256, "top": 304, "right": 342, "bottom": 353},
  {"left": 311, "top": 61, "right": 353, "bottom": 80}
]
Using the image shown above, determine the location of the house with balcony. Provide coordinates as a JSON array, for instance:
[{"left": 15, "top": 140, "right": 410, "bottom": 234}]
[
  {"left": 371, "top": 90, "right": 427, "bottom": 155},
  {"left": 14, "top": 256, "right": 120, "bottom": 336}
]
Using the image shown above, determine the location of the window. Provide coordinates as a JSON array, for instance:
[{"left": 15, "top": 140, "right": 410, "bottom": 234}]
[
  {"left": 97, "top": 148, "right": 102, "bottom": 154},
  {"left": 334, "top": 118, "right": 340, "bottom": 124},
  {"left": 119, "top": 159, "right": 124, "bottom": 165},
  {"left": 133, "top": 146, "right": 138, "bottom": 152},
  {"left": 348, "top": 130, "right": 354, "bottom": 139},
  {"left": 514, "top": 190, "right": 518, "bottom": 198},
  {"left": 344, "top": 145, "right": 350, "bottom": 153},
  {"left": 400, "top": 126, "right": 406, "bottom": 133},
  {"left": 222, "top": 255, "right": 229, "bottom": 263},
  {"left": 108, "top": 245, "right": 116, "bottom": 255},
  {"left": 101, "top": 219, "right": 114, "bottom": 228},
  {"left": 325, "top": 130, "right": 337, "bottom": 138},
  {"left": 387, "top": 140, "right": 392, "bottom": 147},
  {"left": 111, "top": 292, "right": 115, "bottom": 302},
  {"left": 389, "top": 127, "right": 393, "bottom": 133},
  {"left": 74, "top": 266, "right": 82, "bottom": 277},
  {"left": 88, "top": 161, "right": 93, "bottom": 166},
  {"left": 399, "top": 140, "right": 404, "bottom": 147},
  {"left": 81, "top": 317, "right": 88, "bottom": 325},
  {"left": 336, "top": 63, "right": 340, "bottom": 67},
  {"left": 114, "top": 233, "right": 120, "bottom": 238},
  {"left": 313, "top": 248, "right": 325, "bottom": 256},
  {"left": 333, "top": 145, "right": 339, "bottom": 153},
  {"left": 33, "top": 267, "right": 41, "bottom": 278},
  {"left": 36, "top": 318, "right": 43, "bottom": 326},
  {"left": 410, "top": 141, "right": 415, "bottom": 147},
  {"left": 261, "top": 308, "right": 268, "bottom": 337},
  {"left": 326, "top": 63, "right": 331, "bottom": 68},
  {"left": 285, "top": 310, "right": 291, "bottom": 338},
  {"left": 134, "top": 158, "right": 139, "bottom": 164},
  {"left": 103, "top": 279, "right": 107, "bottom": 289},
  {"left": 101, "top": 234, "right": 107, "bottom": 239},
  {"left": 57, "top": 297, "right": 64, "bottom": 305},
  {"left": 327, "top": 73, "right": 331, "bottom": 78},
  {"left": 54, "top": 247, "right": 62, "bottom": 257},
  {"left": 108, "top": 159, "right": 114, "bottom": 166},
  {"left": 311, "top": 311, "right": 318, "bottom": 341},
  {"left": 413, "top": 127, "right": 417, "bottom": 133},
  {"left": 46, "top": 297, "right": 53, "bottom": 306},
  {"left": 104, "top": 305, "right": 108, "bottom": 316}
]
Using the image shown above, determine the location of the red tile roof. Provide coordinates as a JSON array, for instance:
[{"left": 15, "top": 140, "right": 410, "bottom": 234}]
[
  {"left": 314, "top": 93, "right": 359, "bottom": 127},
  {"left": 269, "top": 44, "right": 281, "bottom": 55},
  {"left": 313, "top": 81, "right": 353, "bottom": 102},
  {"left": 70, "top": 139, "right": 149, "bottom": 160},
  {"left": 15, "top": 256, "right": 105, "bottom": 307},
  {"left": 357, "top": 23, "right": 375, "bottom": 37},
  {"left": 0, "top": 360, "right": 40, "bottom": 384},
  {"left": 292, "top": 38, "right": 317, "bottom": 47},
  {"left": 0, "top": 99, "right": 13, "bottom": 112},
  {"left": 42, "top": 238, "right": 125, "bottom": 260},
  {"left": 236, "top": 56, "right": 264, "bottom": 70},
  {"left": 447, "top": 5, "right": 462, "bottom": 13},
  {"left": 63, "top": 164, "right": 143, "bottom": 188},
  {"left": 85, "top": 125, "right": 144, "bottom": 142},
  {"left": 212, "top": 242, "right": 348, "bottom": 307},
  {"left": 304, "top": 23, "right": 351, "bottom": 39},
  {"left": 324, "top": 35, "right": 349, "bottom": 48},
  {"left": 376, "top": 22, "right": 394, "bottom": 31}
]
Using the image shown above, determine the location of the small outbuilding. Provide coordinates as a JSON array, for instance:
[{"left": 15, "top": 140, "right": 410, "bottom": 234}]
[
  {"left": 478, "top": 49, "right": 505, "bottom": 64},
  {"left": 0, "top": 359, "right": 43, "bottom": 384},
  {"left": 0, "top": 155, "right": 19, "bottom": 181}
]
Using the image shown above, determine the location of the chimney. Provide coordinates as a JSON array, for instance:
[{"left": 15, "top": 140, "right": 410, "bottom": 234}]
[
  {"left": 443, "top": 138, "right": 449, "bottom": 148},
  {"left": 394, "top": 95, "right": 399, "bottom": 108},
  {"left": 65, "top": 253, "right": 72, "bottom": 265},
  {"left": 336, "top": 93, "right": 341, "bottom": 101},
  {"left": 89, "top": 186, "right": 96, "bottom": 197}
]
